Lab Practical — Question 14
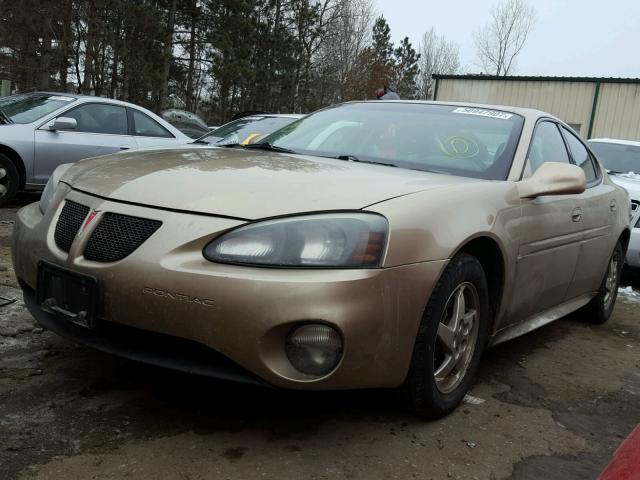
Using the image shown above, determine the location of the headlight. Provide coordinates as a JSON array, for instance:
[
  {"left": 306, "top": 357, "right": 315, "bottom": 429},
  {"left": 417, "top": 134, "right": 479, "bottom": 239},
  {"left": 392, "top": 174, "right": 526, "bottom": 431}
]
[
  {"left": 39, "top": 163, "right": 72, "bottom": 214},
  {"left": 203, "top": 213, "right": 388, "bottom": 268}
]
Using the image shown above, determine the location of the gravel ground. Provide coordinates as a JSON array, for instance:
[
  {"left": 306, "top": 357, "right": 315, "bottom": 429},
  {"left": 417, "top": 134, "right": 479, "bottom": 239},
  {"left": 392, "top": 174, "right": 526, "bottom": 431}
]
[{"left": 1, "top": 193, "right": 639, "bottom": 480}]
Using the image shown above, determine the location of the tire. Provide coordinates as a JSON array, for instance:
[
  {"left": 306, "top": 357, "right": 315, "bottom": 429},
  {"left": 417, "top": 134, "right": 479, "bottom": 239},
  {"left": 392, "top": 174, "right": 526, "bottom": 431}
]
[
  {"left": 0, "top": 153, "right": 19, "bottom": 207},
  {"left": 403, "top": 253, "right": 490, "bottom": 419},
  {"left": 581, "top": 241, "right": 623, "bottom": 324}
]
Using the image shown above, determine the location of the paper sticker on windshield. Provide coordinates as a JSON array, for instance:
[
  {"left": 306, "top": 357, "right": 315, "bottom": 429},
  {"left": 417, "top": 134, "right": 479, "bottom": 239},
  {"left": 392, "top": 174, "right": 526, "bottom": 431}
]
[
  {"left": 49, "top": 96, "right": 74, "bottom": 102},
  {"left": 452, "top": 107, "right": 513, "bottom": 120}
]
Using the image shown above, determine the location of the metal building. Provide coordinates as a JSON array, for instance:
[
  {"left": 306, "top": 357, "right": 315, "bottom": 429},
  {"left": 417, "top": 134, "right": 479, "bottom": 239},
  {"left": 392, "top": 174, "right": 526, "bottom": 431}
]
[{"left": 432, "top": 75, "right": 640, "bottom": 141}]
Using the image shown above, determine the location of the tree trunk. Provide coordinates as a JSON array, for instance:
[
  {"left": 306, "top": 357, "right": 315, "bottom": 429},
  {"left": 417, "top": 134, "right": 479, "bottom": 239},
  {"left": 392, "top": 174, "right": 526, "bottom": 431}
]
[
  {"left": 58, "top": 3, "right": 73, "bottom": 92},
  {"left": 40, "top": 21, "right": 52, "bottom": 89},
  {"left": 81, "top": 2, "right": 98, "bottom": 95},
  {"left": 159, "top": 0, "right": 177, "bottom": 110},
  {"left": 185, "top": 1, "right": 198, "bottom": 111}
]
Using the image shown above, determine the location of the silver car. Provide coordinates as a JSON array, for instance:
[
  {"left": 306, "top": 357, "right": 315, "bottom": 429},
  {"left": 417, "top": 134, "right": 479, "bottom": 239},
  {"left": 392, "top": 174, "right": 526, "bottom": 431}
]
[{"left": 0, "top": 92, "right": 191, "bottom": 205}]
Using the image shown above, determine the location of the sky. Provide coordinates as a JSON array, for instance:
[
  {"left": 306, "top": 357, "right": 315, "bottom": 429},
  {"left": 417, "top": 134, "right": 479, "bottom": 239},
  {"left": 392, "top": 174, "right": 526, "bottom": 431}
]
[{"left": 376, "top": 0, "right": 640, "bottom": 77}]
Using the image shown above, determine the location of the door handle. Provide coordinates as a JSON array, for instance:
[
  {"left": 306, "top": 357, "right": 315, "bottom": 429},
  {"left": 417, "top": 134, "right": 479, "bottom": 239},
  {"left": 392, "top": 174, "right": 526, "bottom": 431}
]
[
  {"left": 571, "top": 207, "right": 582, "bottom": 222},
  {"left": 119, "top": 146, "right": 130, "bottom": 150},
  {"left": 610, "top": 200, "right": 617, "bottom": 212}
]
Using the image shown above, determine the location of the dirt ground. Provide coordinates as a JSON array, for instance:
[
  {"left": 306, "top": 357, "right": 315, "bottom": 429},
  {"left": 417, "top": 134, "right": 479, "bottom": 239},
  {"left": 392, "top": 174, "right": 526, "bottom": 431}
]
[{"left": 1, "top": 193, "right": 639, "bottom": 480}]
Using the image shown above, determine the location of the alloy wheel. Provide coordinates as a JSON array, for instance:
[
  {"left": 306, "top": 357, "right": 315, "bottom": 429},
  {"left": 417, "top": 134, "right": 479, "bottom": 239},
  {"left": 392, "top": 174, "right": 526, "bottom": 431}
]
[
  {"left": 603, "top": 251, "right": 619, "bottom": 310},
  {"left": 434, "top": 282, "right": 480, "bottom": 394}
]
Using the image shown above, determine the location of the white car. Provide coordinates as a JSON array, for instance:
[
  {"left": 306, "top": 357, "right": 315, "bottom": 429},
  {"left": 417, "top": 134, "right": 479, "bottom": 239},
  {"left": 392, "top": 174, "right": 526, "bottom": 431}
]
[{"left": 589, "top": 138, "right": 640, "bottom": 268}]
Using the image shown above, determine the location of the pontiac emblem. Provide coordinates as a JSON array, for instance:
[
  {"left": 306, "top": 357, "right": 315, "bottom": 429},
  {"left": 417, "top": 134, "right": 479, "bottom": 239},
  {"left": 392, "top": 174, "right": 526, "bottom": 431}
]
[{"left": 80, "top": 209, "right": 99, "bottom": 233}]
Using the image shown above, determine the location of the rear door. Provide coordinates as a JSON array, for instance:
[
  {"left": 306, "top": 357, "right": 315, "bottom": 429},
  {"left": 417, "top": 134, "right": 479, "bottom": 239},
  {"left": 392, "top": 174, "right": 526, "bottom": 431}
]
[
  {"left": 561, "top": 127, "right": 617, "bottom": 297},
  {"left": 507, "top": 120, "right": 584, "bottom": 324},
  {"left": 34, "top": 102, "right": 137, "bottom": 184}
]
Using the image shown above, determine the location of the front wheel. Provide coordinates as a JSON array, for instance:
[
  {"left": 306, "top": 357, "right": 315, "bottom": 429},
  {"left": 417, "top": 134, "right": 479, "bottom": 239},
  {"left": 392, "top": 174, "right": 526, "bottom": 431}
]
[
  {"left": 403, "top": 254, "right": 490, "bottom": 418},
  {"left": 581, "top": 241, "right": 623, "bottom": 324}
]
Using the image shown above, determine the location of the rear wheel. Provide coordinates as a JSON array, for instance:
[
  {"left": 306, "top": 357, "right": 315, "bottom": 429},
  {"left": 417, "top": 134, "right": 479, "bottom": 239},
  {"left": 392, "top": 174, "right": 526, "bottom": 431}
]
[
  {"left": 582, "top": 242, "right": 623, "bottom": 324},
  {"left": 403, "top": 254, "right": 490, "bottom": 418},
  {"left": 0, "top": 153, "right": 19, "bottom": 207}
]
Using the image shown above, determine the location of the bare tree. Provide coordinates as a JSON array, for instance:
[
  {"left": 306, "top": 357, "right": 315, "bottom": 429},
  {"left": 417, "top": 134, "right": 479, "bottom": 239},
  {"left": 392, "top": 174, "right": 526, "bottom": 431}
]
[
  {"left": 317, "top": 0, "right": 376, "bottom": 102},
  {"left": 418, "top": 27, "right": 460, "bottom": 99},
  {"left": 473, "top": 0, "right": 536, "bottom": 76}
]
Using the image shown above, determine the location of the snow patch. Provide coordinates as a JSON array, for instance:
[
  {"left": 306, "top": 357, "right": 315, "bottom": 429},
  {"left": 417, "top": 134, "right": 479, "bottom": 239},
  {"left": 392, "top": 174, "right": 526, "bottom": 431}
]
[{"left": 618, "top": 286, "right": 640, "bottom": 304}]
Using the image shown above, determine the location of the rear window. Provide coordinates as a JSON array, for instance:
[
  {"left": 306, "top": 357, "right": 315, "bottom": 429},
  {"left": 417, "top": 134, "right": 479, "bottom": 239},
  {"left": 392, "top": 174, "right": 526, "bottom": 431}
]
[
  {"left": 0, "top": 93, "right": 76, "bottom": 124},
  {"left": 588, "top": 141, "right": 640, "bottom": 174}
]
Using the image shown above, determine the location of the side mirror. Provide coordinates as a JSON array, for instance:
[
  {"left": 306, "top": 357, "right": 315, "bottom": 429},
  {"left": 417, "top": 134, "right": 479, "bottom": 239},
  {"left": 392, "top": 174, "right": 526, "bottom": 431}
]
[
  {"left": 49, "top": 117, "right": 77, "bottom": 131},
  {"left": 517, "top": 162, "right": 586, "bottom": 199}
]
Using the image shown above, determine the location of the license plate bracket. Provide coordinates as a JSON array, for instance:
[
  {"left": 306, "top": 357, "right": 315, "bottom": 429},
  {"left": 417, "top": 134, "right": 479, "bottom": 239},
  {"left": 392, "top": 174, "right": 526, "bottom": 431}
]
[{"left": 37, "top": 261, "right": 98, "bottom": 329}]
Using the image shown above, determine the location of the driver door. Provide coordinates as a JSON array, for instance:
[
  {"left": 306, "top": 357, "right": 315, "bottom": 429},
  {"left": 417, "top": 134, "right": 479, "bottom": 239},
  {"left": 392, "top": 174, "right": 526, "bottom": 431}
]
[
  {"left": 33, "top": 103, "right": 137, "bottom": 184},
  {"left": 506, "top": 121, "right": 585, "bottom": 325}
]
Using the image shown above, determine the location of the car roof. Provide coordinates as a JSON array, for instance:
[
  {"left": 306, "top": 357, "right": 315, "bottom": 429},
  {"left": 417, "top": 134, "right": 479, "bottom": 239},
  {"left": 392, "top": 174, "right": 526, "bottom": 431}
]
[
  {"left": 588, "top": 138, "right": 640, "bottom": 147},
  {"left": 27, "top": 91, "right": 153, "bottom": 109},
  {"left": 344, "top": 100, "right": 559, "bottom": 121}
]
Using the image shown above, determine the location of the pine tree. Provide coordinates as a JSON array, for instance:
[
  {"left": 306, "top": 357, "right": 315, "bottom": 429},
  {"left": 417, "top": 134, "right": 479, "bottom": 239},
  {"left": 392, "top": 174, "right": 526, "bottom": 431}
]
[
  {"left": 393, "top": 37, "right": 420, "bottom": 99},
  {"left": 371, "top": 15, "right": 393, "bottom": 66}
]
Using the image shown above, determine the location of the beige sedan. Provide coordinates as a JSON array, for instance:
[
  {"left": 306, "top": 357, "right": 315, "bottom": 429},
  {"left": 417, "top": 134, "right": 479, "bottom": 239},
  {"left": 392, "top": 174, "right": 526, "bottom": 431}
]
[{"left": 12, "top": 101, "right": 631, "bottom": 418}]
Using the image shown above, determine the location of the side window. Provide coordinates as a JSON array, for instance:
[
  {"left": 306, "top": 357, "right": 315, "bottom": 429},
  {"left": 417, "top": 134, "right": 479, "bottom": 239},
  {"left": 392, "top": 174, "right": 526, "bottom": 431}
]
[
  {"left": 527, "top": 121, "right": 570, "bottom": 173},
  {"left": 561, "top": 127, "right": 598, "bottom": 184},
  {"left": 64, "top": 103, "right": 128, "bottom": 135},
  {"left": 132, "top": 110, "right": 173, "bottom": 138}
]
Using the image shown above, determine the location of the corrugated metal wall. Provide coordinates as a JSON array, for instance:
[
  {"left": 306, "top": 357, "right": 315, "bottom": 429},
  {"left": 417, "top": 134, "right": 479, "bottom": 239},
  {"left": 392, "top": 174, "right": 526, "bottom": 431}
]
[
  {"left": 592, "top": 83, "right": 640, "bottom": 140},
  {"left": 436, "top": 78, "right": 640, "bottom": 141}
]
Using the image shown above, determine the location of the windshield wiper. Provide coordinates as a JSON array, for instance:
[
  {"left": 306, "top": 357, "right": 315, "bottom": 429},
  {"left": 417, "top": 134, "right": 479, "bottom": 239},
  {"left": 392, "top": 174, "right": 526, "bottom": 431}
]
[
  {"left": 243, "top": 142, "right": 296, "bottom": 154},
  {"left": 334, "top": 155, "right": 397, "bottom": 168},
  {"left": 191, "top": 139, "right": 210, "bottom": 144},
  {"left": 0, "top": 108, "right": 13, "bottom": 125}
]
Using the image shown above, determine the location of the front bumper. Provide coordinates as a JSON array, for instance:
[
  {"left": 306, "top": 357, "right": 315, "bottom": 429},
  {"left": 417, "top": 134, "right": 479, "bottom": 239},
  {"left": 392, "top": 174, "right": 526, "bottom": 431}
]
[
  {"left": 626, "top": 228, "right": 640, "bottom": 268},
  {"left": 21, "top": 283, "right": 267, "bottom": 386},
  {"left": 13, "top": 190, "right": 446, "bottom": 389}
]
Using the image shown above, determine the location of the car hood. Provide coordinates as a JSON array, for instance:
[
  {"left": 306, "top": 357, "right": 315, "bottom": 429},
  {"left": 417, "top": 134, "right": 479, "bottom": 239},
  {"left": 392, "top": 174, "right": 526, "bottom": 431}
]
[
  {"left": 610, "top": 173, "right": 640, "bottom": 199},
  {"left": 63, "top": 147, "right": 482, "bottom": 219}
]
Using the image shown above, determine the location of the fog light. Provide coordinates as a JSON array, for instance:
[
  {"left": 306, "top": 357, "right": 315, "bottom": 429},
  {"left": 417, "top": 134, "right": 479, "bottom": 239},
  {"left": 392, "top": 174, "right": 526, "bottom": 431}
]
[{"left": 285, "top": 324, "right": 343, "bottom": 376}]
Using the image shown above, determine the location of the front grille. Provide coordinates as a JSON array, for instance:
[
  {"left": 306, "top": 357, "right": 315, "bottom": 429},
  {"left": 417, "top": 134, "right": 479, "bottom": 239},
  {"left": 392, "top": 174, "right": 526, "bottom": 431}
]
[
  {"left": 84, "top": 213, "right": 161, "bottom": 262},
  {"left": 632, "top": 200, "right": 640, "bottom": 228},
  {"left": 54, "top": 201, "right": 90, "bottom": 252}
]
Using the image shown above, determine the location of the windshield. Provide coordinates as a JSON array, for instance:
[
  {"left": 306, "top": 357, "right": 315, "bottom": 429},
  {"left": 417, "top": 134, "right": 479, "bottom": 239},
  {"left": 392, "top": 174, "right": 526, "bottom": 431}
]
[
  {"left": 260, "top": 103, "right": 524, "bottom": 180},
  {"left": 589, "top": 141, "right": 640, "bottom": 174},
  {"left": 197, "top": 116, "right": 299, "bottom": 145},
  {"left": 0, "top": 93, "right": 76, "bottom": 124}
]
